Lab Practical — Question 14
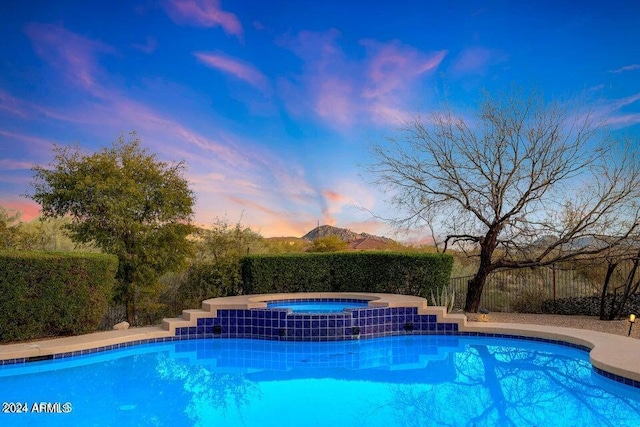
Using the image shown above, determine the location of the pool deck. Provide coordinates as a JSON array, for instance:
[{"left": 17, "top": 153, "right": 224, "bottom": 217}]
[{"left": 1, "top": 292, "right": 639, "bottom": 385}]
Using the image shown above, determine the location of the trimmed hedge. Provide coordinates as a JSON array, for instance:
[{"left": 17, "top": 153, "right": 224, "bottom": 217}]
[
  {"left": 0, "top": 251, "right": 118, "bottom": 343},
  {"left": 241, "top": 252, "right": 453, "bottom": 298}
]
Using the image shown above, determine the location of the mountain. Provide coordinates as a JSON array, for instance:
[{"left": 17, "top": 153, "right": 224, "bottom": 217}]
[{"left": 302, "top": 225, "right": 397, "bottom": 250}]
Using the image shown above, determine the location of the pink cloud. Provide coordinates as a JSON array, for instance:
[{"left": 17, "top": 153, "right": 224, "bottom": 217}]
[
  {"left": 17, "top": 24, "right": 361, "bottom": 238},
  {"left": 0, "top": 90, "right": 29, "bottom": 117},
  {"left": 0, "top": 159, "right": 33, "bottom": 170},
  {"left": 24, "top": 23, "right": 113, "bottom": 92},
  {"left": 163, "top": 0, "right": 242, "bottom": 37},
  {"left": 609, "top": 64, "right": 640, "bottom": 74},
  {"left": 102, "top": 96, "right": 254, "bottom": 169},
  {"left": 0, "top": 89, "right": 82, "bottom": 124},
  {"left": 194, "top": 52, "right": 269, "bottom": 91},
  {"left": 0, "top": 130, "right": 55, "bottom": 152},
  {"left": 279, "top": 31, "right": 446, "bottom": 130},
  {"left": 322, "top": 190, "right": 348, "bottom": 204},
  {"left": 450, "top": 47, "right": 507, "bottom": 76},
  {"left": 228, "top": 195, "right": 281, "bottom": 216},
  {"left": 362, "top": 40, "right": 446, "bottom": 99},
  {"left": 314, "top": 78, "right": 355, "bottom": 125},
  {"left": 277, "top": 29, "right": 357, "bottom": 127}
]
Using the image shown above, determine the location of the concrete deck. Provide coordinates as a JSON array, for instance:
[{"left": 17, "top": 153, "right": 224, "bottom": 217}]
[{"left": 1, "top": 292, "right": 639, "bottom": 385}]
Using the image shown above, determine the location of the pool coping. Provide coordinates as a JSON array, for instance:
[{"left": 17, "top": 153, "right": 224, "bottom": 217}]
[{"left": 1, "top": 292, "right": 639, "bottom": 386}]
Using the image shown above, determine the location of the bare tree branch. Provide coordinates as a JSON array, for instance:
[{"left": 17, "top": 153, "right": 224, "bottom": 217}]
[{"left": 366, "top": 89, "right": 640, "bottom": 312}]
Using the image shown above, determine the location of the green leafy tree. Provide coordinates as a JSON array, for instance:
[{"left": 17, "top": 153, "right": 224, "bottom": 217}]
[
  {"left": 194, "top": 217, "right": 268, "bottom": 262},
  {"left": 265, "top": 238, "right": 309, "bottom": 253},
  {"left": 308, "top": 235, "right": 349, "bottom": 252},
  {"left": 30, "top": 133, "right": 196, "bottom": 323},
  {"left": 175, "top": 218, "right": 268, "bottom": 308},
  {"left": 15, "top": 216, "right": 98, "bottom": 251}
]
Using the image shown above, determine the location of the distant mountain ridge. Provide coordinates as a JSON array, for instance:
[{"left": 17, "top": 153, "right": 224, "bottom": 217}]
[{"left": 302, "top": 225, "right": 394, "bottom": 244}]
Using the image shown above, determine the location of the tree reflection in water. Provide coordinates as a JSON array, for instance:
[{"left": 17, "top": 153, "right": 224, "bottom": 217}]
[
  {"left": 155, "top": 355, "right": 260, "bottom": 425},
  {"left": 2, "top": 336, "right": 638, "bottom": 426},
  {"left": 383, "top": 342, "right": 640, "bottom": 426}
]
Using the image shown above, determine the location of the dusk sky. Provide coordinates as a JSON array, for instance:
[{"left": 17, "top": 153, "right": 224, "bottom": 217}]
[{"left": 1, "top": 1, "right": 639, "bottom": 239}]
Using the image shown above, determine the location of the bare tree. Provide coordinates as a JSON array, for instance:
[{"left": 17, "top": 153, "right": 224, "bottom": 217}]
[
  {"left": 597, "top": 241, "right": 640, "bottom": 320},
  {"left": 368, "top": 90, "right": 640, "bottom": 312}
]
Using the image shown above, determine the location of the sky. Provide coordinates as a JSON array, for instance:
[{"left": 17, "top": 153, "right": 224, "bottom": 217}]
[{"left": 1, "top": 1, "right": 639, "bottom": 239}]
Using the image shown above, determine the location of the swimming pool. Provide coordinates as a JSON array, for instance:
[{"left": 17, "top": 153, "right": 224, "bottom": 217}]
[{"left": 2, "top": 335, "right": 639, "bottom": 426}]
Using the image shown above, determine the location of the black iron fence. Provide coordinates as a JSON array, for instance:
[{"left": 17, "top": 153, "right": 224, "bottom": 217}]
[
  {"left": 449, "top": 265, "right": 604, "bottom": 312},
  {"left": 99, "top": 300, "right": 187, "bottom": 330},
  {"left": 99, "top": 264, "right": 632, "bottom": 327}
]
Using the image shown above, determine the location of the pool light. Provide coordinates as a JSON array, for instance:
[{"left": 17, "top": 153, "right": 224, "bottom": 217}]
[{"left": 629, "top": 314, "right": 636, "bottom": 337}]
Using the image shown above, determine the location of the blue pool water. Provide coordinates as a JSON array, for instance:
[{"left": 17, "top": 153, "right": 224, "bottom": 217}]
[
  {"left": 1, "top": 336, "right": 640, "bottom": 426},
  {"left": 266, "top": 299, "right": 369, "bottom": 313}
]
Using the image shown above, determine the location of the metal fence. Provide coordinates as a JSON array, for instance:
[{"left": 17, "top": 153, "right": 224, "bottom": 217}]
[
  {"left": 99, "top": 300, "right": 187, "bottom": 330},
  {"left": 449, "top": 265, "right": 604, "bottom": 312},
  {"left": 99, "top": 264, "right": 631, "bottom": 327}
]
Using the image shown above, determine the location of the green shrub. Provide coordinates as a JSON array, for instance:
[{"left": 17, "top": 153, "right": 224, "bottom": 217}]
[
  {"left": 241, "top": 252, "right": 453, "bottom": 298},
  {"left": 177, "top": 259, "right": 243, "bottom": 309},
  {"left": 0, "top": 251, "right": 117, "bottom": 342}
]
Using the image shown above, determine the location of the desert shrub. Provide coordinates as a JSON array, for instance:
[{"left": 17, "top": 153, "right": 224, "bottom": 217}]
[
  {"left": 0, "top": 251, "right": 117, "bottom": 342},
  {"left": 511, "top": 285, "right": 551, "bottom": 313},
  {"left": 308, "top": 236, "right": 349, "bottom": 252}
]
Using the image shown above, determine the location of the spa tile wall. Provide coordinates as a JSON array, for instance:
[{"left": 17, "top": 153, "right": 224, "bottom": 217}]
[{"left": 174, "top": 303, "right": 459, "bottom": 342}]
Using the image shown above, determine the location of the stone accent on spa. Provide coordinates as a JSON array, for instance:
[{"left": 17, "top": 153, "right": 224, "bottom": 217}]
[{"left": 161, "top": 292, "right": 468, "bottom": 342}]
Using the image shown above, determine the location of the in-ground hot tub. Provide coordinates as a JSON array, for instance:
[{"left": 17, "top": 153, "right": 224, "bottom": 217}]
[
  {"left": 266, "top": 298, "right": 369, "bottom": 313},
  {"left": 163, "top": 292, "right": 465, "bottom": 342}
]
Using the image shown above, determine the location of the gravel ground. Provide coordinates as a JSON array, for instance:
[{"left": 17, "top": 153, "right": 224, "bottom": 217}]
[{"left": 464, "top": 312, "right": 640, "bottom": 339}]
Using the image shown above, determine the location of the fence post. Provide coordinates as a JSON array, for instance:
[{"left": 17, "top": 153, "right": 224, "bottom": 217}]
[{"left": 552, "top": 263, "right": 557, "bottom": 301}]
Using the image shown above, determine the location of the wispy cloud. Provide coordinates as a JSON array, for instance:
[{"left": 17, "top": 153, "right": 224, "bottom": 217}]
[
  {"left": 322, "top": 190, "right": 348, "bottom": 204},
  {"left": 278, "top": 29, "right": 358, "bottom": 127},
  {"left": 604, "top": 113, "right": 640, "bottom": 126},
  {"left": 0, "top": 159, "right": 33, "bottom": 170},
  {"left": 12, "top": 23, "right": 376, "bottom": 238},
  {"left": 609, "top": 64, "right": 640, "bottom": 74},
  {"left": 595, "top": 92, "right": 640, "bottom": 128},
  {"left": 314, "top": 78, "right": 355, "bottom": 126},
  {"left": 194, "top": 52, "right": 269, "bottom": 92},
  {"left": 0, "top": 89, "right": 82, "bottom": 123},
  {"left": 24, "top": 23, "right": 113, "bottom": 92},
  {"left": 0, "top": 129, "right": 55, "bottom": 152},
  {"left": 450, "top": 46, "right": 507, "bottom": 76},
  {"left": 279, "top": 30, "right": 446, "bottom": 130},
  {"left": 0, "top": 90, "right": 29, "bottom": 117},
  {"left": 228, "top": 195, "right": 282, "bottom": 217},
  {"left": 362, "top": 40, "right": 446, "bottom": 99},
  {"left": 163, "top": 0, "right": 242, "bottom": 37},
  {"left": 321, "top": 189, "right": 350, "bottom": 225}
]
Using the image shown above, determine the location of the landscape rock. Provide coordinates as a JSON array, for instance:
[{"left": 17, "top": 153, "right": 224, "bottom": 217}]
[{"left": 113, "top": 321, "right": 130, "bottom": 330}]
